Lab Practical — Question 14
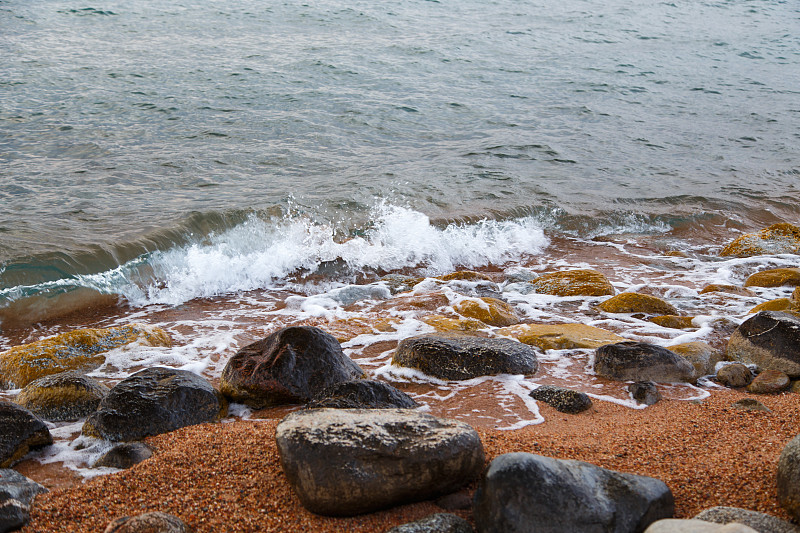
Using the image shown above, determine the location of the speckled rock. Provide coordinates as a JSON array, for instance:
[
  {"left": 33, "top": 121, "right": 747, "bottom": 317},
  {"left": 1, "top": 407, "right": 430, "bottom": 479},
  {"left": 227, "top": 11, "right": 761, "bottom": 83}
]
[
  {"left": 595, "top": 342, "right": 696, "bottom": 383},
  {"left": 393, "top": 333, "right": 538, "bottom": 380},
  {"left": 16, "top": 371, "right": 109, "bottom": 422},
  {"left": 275, "top": 408, "right": 484, "bottom": 516},
  {"left": 453, "top": 297, "right": 519, "bottom": 327},
  {"left": 530, "top": 385, "right": 592, "bottom": 414},
  {"left": 719, "top": 223, "right": 800, "bottom": 258},
  {"left": 744, "top": 268, "right": 800, "bottom": 288},
  {"left": 473, "top": 452, "right": 674, "bottom": 533},
  {"left": 778, "top": 434, "right": 800, "bottom": 522},
  {"left": 305, "top": 379, "right": 419, "bottom": 410},
  {"left": 650, "top": 315, "right": 696, "bottom": 329},
  {"left": 93, "top": 442, "right": 153, "bottom": 469},
  {"left": 220, "top": 326, "right": 365, "bottom": 408},
  {"left": 0, "top": 401, "right": 52, "bottom": 468},
  {"left": 694, "top": 506, "right": 800, "bottom": 533},
  {"left": 386, "top": 513, "right": 474, "bottom": 533},
  {"left": 529, "top": 269, "right": 615, "bottom": 297},
  {"left": 747, "top": 369, "right": 790, "bottom": 394},
  {"left": 716, "top": 364, "right": 753, "bottom": 388},
  {"left": 629, "top": 381, "right": 661, "bottom": 405},
  {"left": 727, "top": 311, "right": 800, "bottom": 377},
  {"left": 497, "top": 323, "right": 627, "bottom": 351},
  {"left": 104, "top": 511, "right": 191, "bottom": 533},
  {"left": 597, "top": 293, "right": 678, "bottom": 315},
  {"left": 667, "top": 342, "right": 724, "bottom": 377},
  {"left": 731, "top": 398, "right": 771, "bottom": 412},
  {"left": 422, "top": 315, "right": 486, "bottom": 332},
  {"left": 0, "top": 469, "right": 48, "bottom": 533},
  {"left": 0, "top": 324, "right": 171, "bottom": 390},
  {"left": 644, "top": 519, "right": 758, "bottom": 533}
]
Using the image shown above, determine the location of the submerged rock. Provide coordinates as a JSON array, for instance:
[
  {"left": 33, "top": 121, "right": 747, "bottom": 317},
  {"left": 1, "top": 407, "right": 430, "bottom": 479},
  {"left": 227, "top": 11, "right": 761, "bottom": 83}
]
[
  {"left": 453, "top": 297, "right": 519, "bottom": 327},
  {"left": 719, "top": 223, "right": 800, "bottom": 258},
  {"left": 0, "top": 469, "right": 48, "bottom": 533},
  {"left": 595, "top": 342, "right": 696, "bottom": 383},
  {"left": 0, "top": 401, "right": 52, "bottom": 468},
  {"left": 305, "top": 379, "right": 419, "bottom": 410},
  {"left": 393, "top": 333, "right": 538, "bottom": 380},
  {"left": 16, "top": 371, "right": 109, "bottom": 422},
  {"left": 529, "top": 385, "right": 592, "bottom": 414},
  {"left": 694, "top": 506, "right": 800, "bottom": 533},
  {"left": 498, "top": 323, "right": 627, "bottom": 351},
  {"left": 727, "top": 311, "right": 800, "bottom": 377},
  {"left": 528, "top": 269, "right": 615, "bottom": 297},
  {"left": 744, "top": 268, "right": 800, "bottom": 288},
  {"left": 597, "top": 293, "right": 678, "bottom": 315}
]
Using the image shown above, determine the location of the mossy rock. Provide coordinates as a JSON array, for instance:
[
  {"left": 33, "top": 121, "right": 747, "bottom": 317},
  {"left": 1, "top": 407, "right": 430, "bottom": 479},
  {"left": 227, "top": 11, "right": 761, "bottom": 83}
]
[
  {"left": 719, "top": 223, "right": 800, "bottom": 257},
  {"left": 453, "top": 297, "right": 519, "bottom": 327},
  {"left": 16, "top": 371, "right": 109, "bottom": 422},
  {"left": 744, "top": 268, "right": 800, "bottom": 288},
  {"left": 748, "top": 298, "right": 800, "bottom": 317},
  {"left": 597, "top": 293, "right": 678, "bottom": 315},
  {"left": 0, "top": 324, "right": 172, "bottom": 390},
  {"left": 422, "top": 314, "right": 486, "bottom": 332},
  {"left": 698, "top": 284, "right": 756, "bottom": 297},
  {"left": 497, "top": 323, "right": 626, "bottom": 351},
  {"left": 438, "top": 270, "right": 493, "bottom": 282},
  {"left": 667, "top": 341, "right": 724, "bottom": 377},
  {"left": 649, "top": 315, "right": 695, "bottom": 329},
  {"left": 529, "top": 269, "right": 614, "bottom": 297}
]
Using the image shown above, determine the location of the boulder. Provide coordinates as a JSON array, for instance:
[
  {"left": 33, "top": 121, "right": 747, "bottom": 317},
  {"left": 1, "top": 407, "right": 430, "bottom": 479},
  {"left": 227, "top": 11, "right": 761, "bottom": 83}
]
[
  {"left": 529, "top": 269, "right": 615, "bottom": 297},
  {"left": 0, "top": 324, "right": 171, "bottom": 389},
  {"left": 529, "top": 385, "right": 592, "bottom": 414},
  {"left": 744, "top": 268, "right": 800, "bottom": 288},
  {"left": 699, "top": 284, "right": 756, "bottom": 297},
  {"left": 597, "top": 293, "right": 678, "bottom": 316},
  {"left": 747, "top": 370, "right": 790, "bottom": 394},
  {"left": 83, "top": 367, "right": 226, "bottom": 442},
  {"left": 0, "top": 401, "right": 52, "bottom": 468},
  {"left": 393, "top": 333, "right": 538, "bottom": 380},
  {"left": 716, "top": 364, "right": 753, "bottom": 388},
  {"left": 386, "top": 513, "right": 474, "bottom": 533},
  {"left": 727, "top": 311, "right": 800, "bottom": 377},
  {"left": 305, "top": 380, "right": 419, "bottom": 410},
  {"left": 439, "top": 271, "right": 493, "bottom": 282},
  {"left": 220, "top": 326, "right": 365, "bottom": 408},
  {"left": 497, "top": 323, "right": 627, "bottom": 351},
  {"left": 778, "top": 434, "right": 800, "bottom": 521},
  {"left": 748, "top": 298, "right": 800, "bottom": 316},
  {"left": 594, "top": 342, "right": 696, "bottom": 383},
  {"left": 422, "top": 315, "right": 486, "bottom": 333},
  {"left": 0, "top": 469, "right": 48, "bottom": 533},
  {"left": 650, "top": 315, "right": 695, "bottom": 330},
  {"left": 104, "top": 512, "right": 191, "bottom": 533},
  {"left": 667, "top": 342, "right": 723, "bottom": 377},
  {"left": 16, "top": 371, "right": 109, "bottom": 422},
  {"left": 629, "top": 381, "right": 661, "bottom": 405},
  {"left": 93, "top": 442, "right": 153, "bottom": 469},
  {"left": 275, "top": 408, "right": 484, "bottom": 516},
  {"left": 644, "top": 519, "right": 758, "bottom": 533},
  {"left": 453, "top": 297, "right": 519, "bottom": 327},
  {"left": 694, "top": 506, "right": 800, "bottom": 533},
  {"left": 473, "top": 452, "right": 674, "bottom": 533},
  {"left": 719, "top": 223, "right": 800, "bottom": 257}
]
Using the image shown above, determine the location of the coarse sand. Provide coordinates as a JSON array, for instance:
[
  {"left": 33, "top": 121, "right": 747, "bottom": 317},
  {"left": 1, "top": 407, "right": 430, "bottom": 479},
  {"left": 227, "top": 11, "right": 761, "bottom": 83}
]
[{"left": 19, "top": 389, "right": 800, "bottom": 532}]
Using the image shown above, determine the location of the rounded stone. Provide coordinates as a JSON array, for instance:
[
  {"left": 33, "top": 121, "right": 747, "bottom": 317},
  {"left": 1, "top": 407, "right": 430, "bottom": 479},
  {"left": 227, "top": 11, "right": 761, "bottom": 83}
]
[
  {"left": 597, "top": 293, "right": 678, "bottom": 315},
  {"left": 716, "top": 364, "right": 753, "bottom": 388},
  {"left": 305, "top": 379, "right": 419, "bottom": 410},
  {"left": 16, "top": 371, "right": 109, "bottom": 422},
  {"left": 93, "top": 442, "right": 153, "bottom": 469},
  {"left": 629, "top": 381, "right": 661, "bottom": 405},
  {"left": 529, "top": 385, "right": 592, "bottom": 414},
  {"left": 719, "top": 223, "right": 800, "bottom": 258},
  {"left": 594, "top": 342, "right": 696, "bottom": 383},
  {"left": 0, "top": 401, "right": 52, "bottom": 468},
  {"left": 104, "top": 511, "right": 191, "bottom": 533},
  {"left": 744, "top": 268, "right": 800, "bottom": 288},
  {"left": 529, "top": 269, "right": 615, "bottom": 297},
  {"left": 453, "top": 297, "right": 519, "bottom": 327},
  {"left": 747, "top": 369, "right": 790, "bottom": 394},
  {"left": 727, "top": 311, "right": 800, "bottom": 377}
]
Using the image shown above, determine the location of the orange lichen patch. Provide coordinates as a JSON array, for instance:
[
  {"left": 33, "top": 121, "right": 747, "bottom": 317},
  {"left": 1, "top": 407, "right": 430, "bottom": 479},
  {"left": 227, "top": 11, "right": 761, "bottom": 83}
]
[
  {"left": 437, "top": 270, "right": 494, "bottom": 282},
  {"left": 649, "top": 315, "right": 696, "bottom": 330},
  {"left": 421, "top": 314, "right": 486, "bottom": 332},
  {"left": 698, "top": 284, "right": 756, "bottom": 297},
  {"left": 497, "top": 323, "right": 627, "bottom": 350},
  {"left": 453, "top": 297, "right": 520, "bottom": 327},
  {"left": 744, "top": 268, "right": 800, "bottom": 288},
  {"left": 747, "top": 298, "right": 800, "bottom": 317},
  {"left": 0, "top": 324, "right": 171, "bottom": 390},
  {"left": 597, "top": 293, "right": 678, "bottom": 315},
  {"left": 719, "top": 223, "right": 800, "bottom": 257},
  {"left": 529, "top": 269, "right": 615, "bottom": 297}
]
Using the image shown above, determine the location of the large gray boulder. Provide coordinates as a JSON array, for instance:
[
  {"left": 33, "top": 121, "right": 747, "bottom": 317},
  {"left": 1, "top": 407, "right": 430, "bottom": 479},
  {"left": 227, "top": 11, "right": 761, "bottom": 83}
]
[
  {"left": 275, "top": 408, "right": 484, "bottom": 516},
  {"left": 305, "top": 379, "right": 418, "bottom": 410},
  {"left": 220, "top": 326, "right": 365, "bottom": 408},
  {"left": 393, "top": 333, "right": 538, "bottom": 380},
  {"left": 473, "top": 452, "right": 674, "bottom": 533},
  {"left": 778, "top": 434, "right": 800, "bottom": 522},
  {"left": 16, "top": 371, "right": 109, "bottom": 422},
  {"left": 728, "top": 312, "right": 800, "bottom": 377},
  {"left": 0, "top": 401, "right": 52, "bottom": 468},
  {"left": 694, "top": 506, "right": 800, "bottom": 533},
  {"left": 83, "top": 367, "right": 226, "bottom": 442},
  {"left": 0, "top": 469, "right": 48, "bottom": 533},
  {"left": 594, "top": 342, "right": 696, "bottom": 383}
]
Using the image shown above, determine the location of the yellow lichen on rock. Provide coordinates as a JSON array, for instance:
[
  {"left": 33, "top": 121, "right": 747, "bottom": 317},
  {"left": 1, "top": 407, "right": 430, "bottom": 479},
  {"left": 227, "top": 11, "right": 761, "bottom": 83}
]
[
  {"left": 747, "top": 298, "right": 800, "bottom": 317},
  {"left": 422, "top": 314, "right": 486, "bottom": 332},
  {"left": 667, "top": 341, "right": 723, "bottom": 377},
  {"left": 529, "top": 269, "right": 615, "bottom": 297},
  {"left": 744, "top": 268, "right": 800, "bottom": 288},
  {"left": 453, "top": 297, "right": 520, "bottom": 327},
  {"left": 719, "top": 223, "right": 800, "bottom": 257},
  {"left": 698, "top": 284, "right": 755, "bottom": 297},
  {"left": 498, "top": 323, "right": 627, "bottom": 350},
  {"left": 597, "top": 293, "right": 678, "bottom": 315},
  {"left": 649, "top": 315, "right": 696, "bottom": 329},
  {"left": 437, "top": 270, "right": 493, "bottom": 282},
  {"left": 0, "top": 324, "right": 171, "bottom": 389}
]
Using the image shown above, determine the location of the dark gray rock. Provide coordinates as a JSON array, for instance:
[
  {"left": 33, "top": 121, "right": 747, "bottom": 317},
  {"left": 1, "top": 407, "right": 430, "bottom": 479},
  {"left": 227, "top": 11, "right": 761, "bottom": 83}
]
[
  {"left": 386, "top": 513, "right": 474, "bottom": 533},
  {"left": 731, "top": 399, "right": 771, "bottom": 413},
  {"left": 276, "top": 408, "right": 484, "bottom": 516},
  {"left": 393, "top": 333, "right": 538, "bottom": 380},
  {"left": 436, "top": 491, "right": 473, "bottom": 511},
  {"left": 0, "top": 469, "right": 47, "bottom": 533},
  {"left": 778, "top": 434, "right": 800, "bottom": 522},
  {"left": 93, "top": 442, "right": 153, "bottom": 469},
  {"left": 594, "top": 342, "right": 696, "bottom": 383},
  {"left": 305, "top": 379, "right": 418, "bottom": 410},
  {"left": 16, "top": 371, "right": 109, "bottom": 422},
  {"left": 530, "top": 385, "right": 592, "bottom": 414},
  {"left": 219, "top": 326, "right": 365, "bottom": 408},
  {"left": 83, "top": 367, "right": 226, "bottom": 442},
  {"left": 694, "top": 506, "right": 800, "bottom": 533},
  {"left": 0, "top": 401, "right": 52, "bottom": 468},
  {"left": 473, "top": 452, "right": 674, "bottom": 533},
  {"left": 629, "top": 381, "right": 661, "bottom": 406},
  {"left": 727, "top": 311, "right": 800, "bottom": 377},
  {"left": 716, "top": 364, "right": 753, "bottom": 388},
  {"left": 104, "top": 511, "right": 191, "bottom": 532}
]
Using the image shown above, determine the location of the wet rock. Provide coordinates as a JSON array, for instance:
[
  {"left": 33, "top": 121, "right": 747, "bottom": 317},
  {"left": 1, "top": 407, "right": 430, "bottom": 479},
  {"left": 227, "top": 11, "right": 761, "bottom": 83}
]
[
  {"left": 220, "top": 326, "right": 365, "bottom": 408},
  {"left": 393, "top": 333, "right": 538, "bottom": 380},
  {"left": 104, "top": 511, "right": 191, "bottom": 533},
  {"left": 16, "top": 371, "right": 109, "bottom": 422},
  {"left": 305, "top": 379, "right": 418, "bottom": 409},
  {"left": 594, "top": 342, "right": 696, "bottom": 383},
  {"left": 325, "top": 284, "right": 391, "bottom": 306},
  {"left": 0, "top": 469, "right": 47, "bottom": 533},
  {"left": 747, "top": 369, "right": 790, "bottom": 394},
  {"left": 719, "top": 223, "right": 800, "bottom": 257},
  {"left": 699, "top": 284, "right": 756, "bottom": 297},
  {"left": 83, "top": 367, "right": 226, "bottom": 442},
  {"left": 597, "top": 293, "right": 678, "bottom": 315},
  {"left": 716, "top": 364, "right": 753, "bottom": 388},
  {"left": 386, "top": 513, "right": 474, "bottom": 533},
  {"left": 0, "top": 401, "right": 52, "bottom": 468},
  {"left": 422, "top": 315, "right": 486, "bottom": 332},
  {"left": 529, "top": 269, "right": 615, "bottom": 297},
  {"left": 629, "top": 381, "right": 661, "bottom": 405},
  {"left": 529, "top": 385, "right": 592, "bottom": 414},
  {"left": 275, "top": 408, "right": 484, "bottom": 516},
  {"left": 778, "top": 434, "right": 800, "bottom": 521},
  {"left": 473, "top": 452, "right": 674, "bottom": 533},
  {"left": 650, "top": 315, "right": 696, "bottom": 329},
  {"left": 667, "top": 342, "right": 724, "bottom": 377},
  {"left": 748, "top": 298, "right": 800, "bottom": 317},
  {"left": 694, "top": 506, "right": 800, "bottom": 533},
  {"left": 731, "top": 398, "right": 771, "bottom": 412},
  {"left": 93, "top": 442, "right": 153, "bottom": 469},
  {"left": 0, "top": 324, "right": 171, "bottom": 390},
  {"left": 453, "top": 297, "right": 519, "bottom": 327},
  {"left": 380, "top": 274, "right": 422, "bottom": 295},
  {"left": 744, "top": 268, "right": 800, "bottom": 288},
  {"left": 498, "top": 323, "right": 627, "bottom": 351},
  {"left": 645, "top": 519, "right": 757, "bottom": 533},
  {"left": 438, "top": 271, "right": 493, "bottom": 282},
  {"left": 503, "top": 267, "right": 538, "bottom": 284},
  {"left": 727, "top": 311, "right": 800, "bottom": 377}
]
